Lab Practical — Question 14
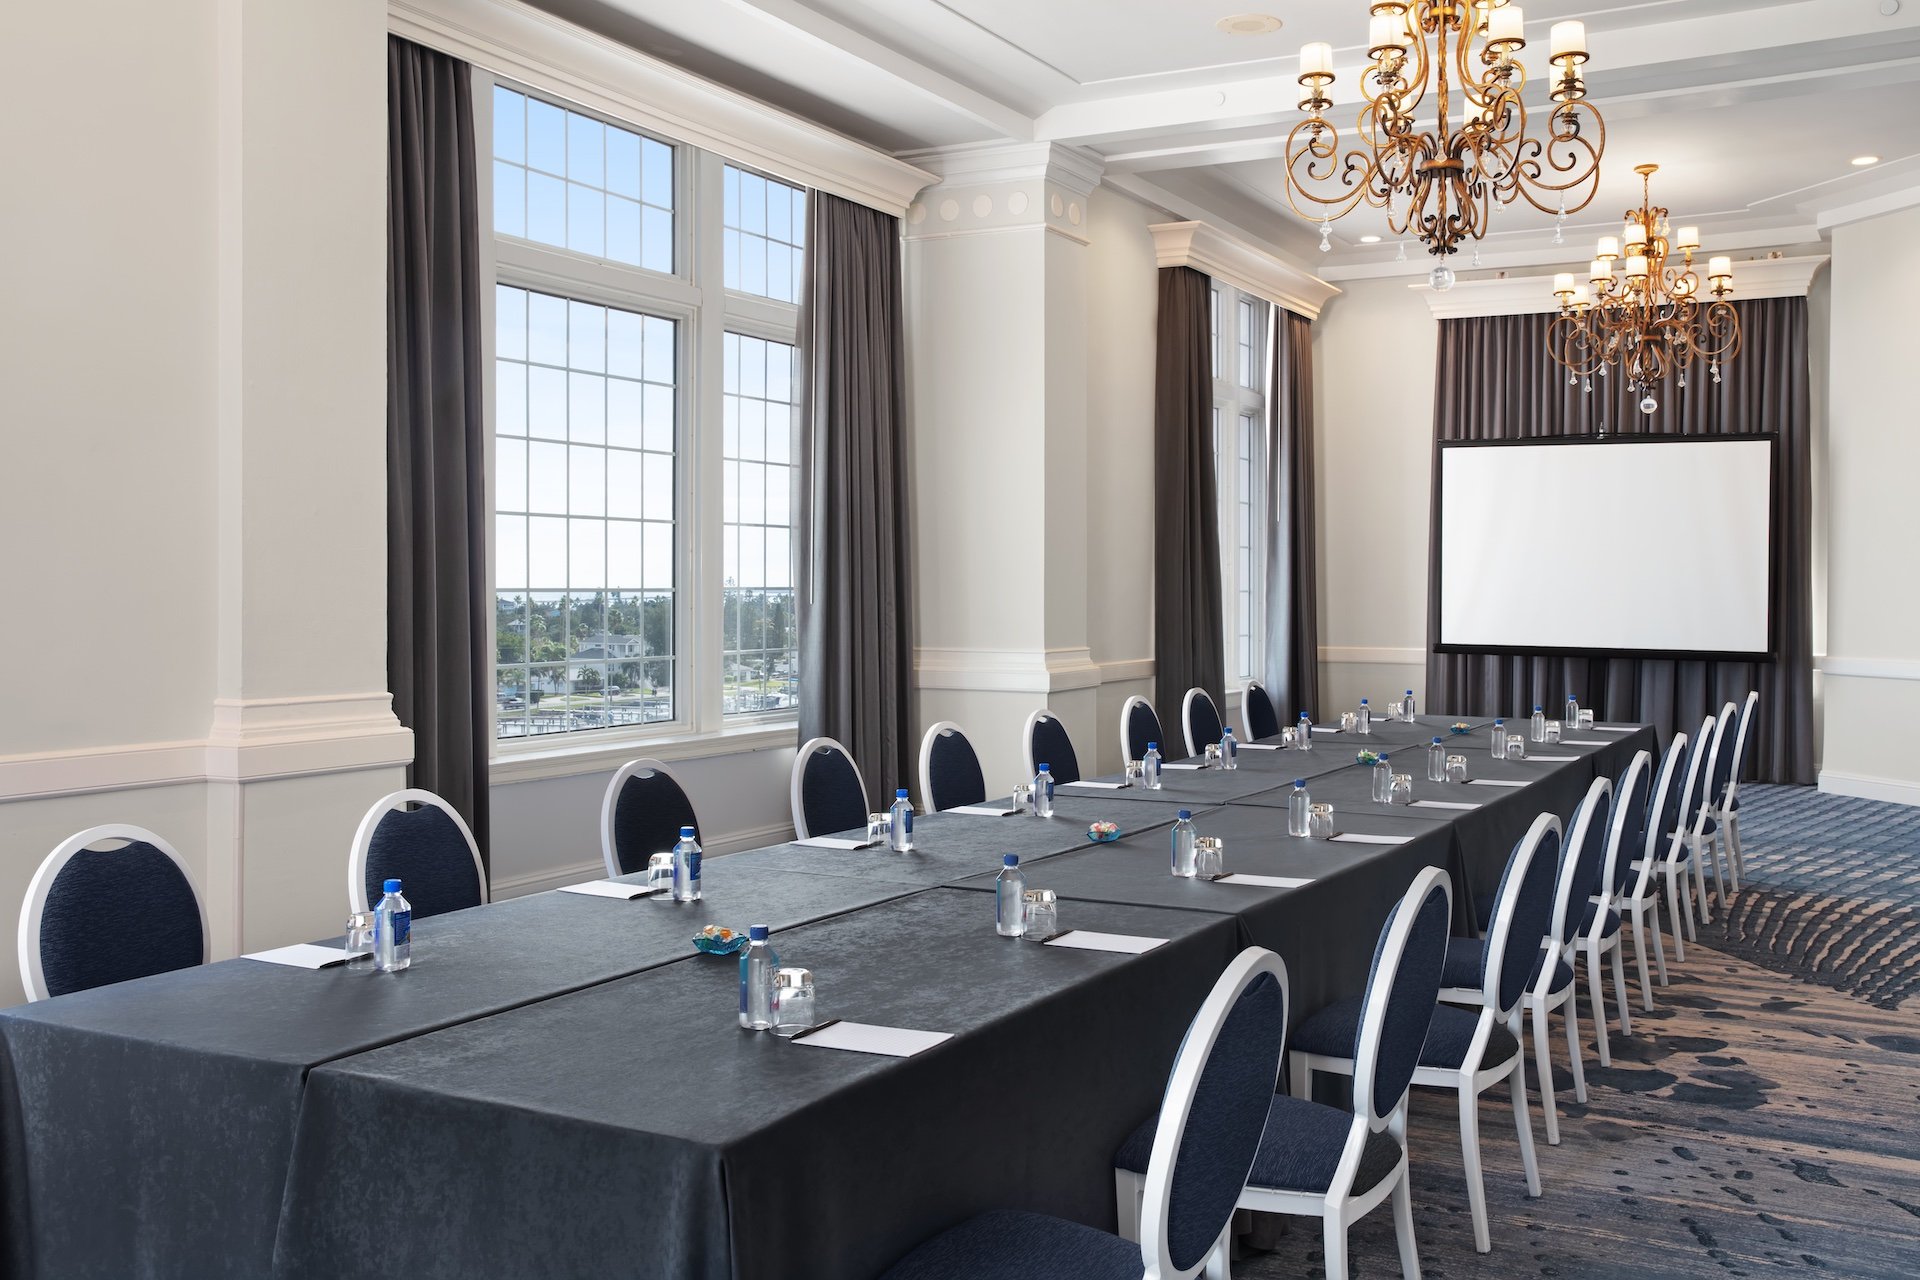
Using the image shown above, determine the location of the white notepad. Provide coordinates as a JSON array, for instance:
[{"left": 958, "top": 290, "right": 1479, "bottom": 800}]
[
  {"left": 796, "top": 836, "right": 879, "bottom": 850},
  {"left": 1562, "top": 739, "right": 1608, "bottom": 746},
  {"left": 1063, "top": 780, "right": 1128, "bottom": 790},
  {"left": 1044, "top": 930, "right": 1168, "bottom": 955},
  {"left": 557, "top": 880, "right": 656, "bottom": 900},
  {"left": 793, "top": 1021, "right": 952, "bottom": 1058},
  {"left": 244, "top": 943, "right": 353, "bottom": 970},
  {"left": 1237, "top": 743, "right": 1283, "bottom": 751},
  {"left": 1412, "top": 799, "right": 1483, "bottom": 811},
  {"left": 1161, "top": 762, "right": 1206, "bottom": 771},
  {"left": 1311, "top": 726, "right": 1341, "bottom": 735},
  {"left": 1528, "top": 754, "right": 1578, "bottom": 762},
  {"left": 1591, "top": 725, "right": 1636, "bottom": 734},
  {"left": 1469, "top": 778, "right": 1529, "bottom": 788},
  {"left": 1331, "top": 832, "right": 1412, "bottom": 845},
  {"left": 947, "top": 804, "right": 1017, "bottom": 817},
  {"left": 1216, "top": 873, "right": 1313, "bottom": 889}
]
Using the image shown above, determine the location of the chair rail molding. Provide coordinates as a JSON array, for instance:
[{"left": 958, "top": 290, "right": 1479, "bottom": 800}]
[
  {"left": 1817, "top": 656, "right": 1920, "bottom": 682},
  {"left": 1319, "top": 645, "right": 1426, "bottom": 666},
  {"left": 1150, "top": 220, "right": 1342, "bottom": 319},
  {"left": 914, "top": 646, "right": 1110, "bottom": 695},
  {"left": 1419, "top": 255, "right": 1829, "bottom": 319}
]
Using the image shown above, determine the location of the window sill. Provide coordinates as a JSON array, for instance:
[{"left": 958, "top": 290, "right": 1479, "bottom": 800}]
[{"left": 491, "top": 720, "right": 799, "bottom": 786}]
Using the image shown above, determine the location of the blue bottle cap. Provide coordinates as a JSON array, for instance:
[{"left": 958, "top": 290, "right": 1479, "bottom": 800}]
[
  {"left": 1433, "top": 737, "right": 1443, "bottom": 744},
  {"left": 1407, "top": 689, "right": 1415, "bottom": 695},
  {"left": 1038, "top": 763, "right": 1050, "bottom": 771},
  {"left": 383, "top": 879, "right": 402, "bottom": 894},
  {"left": 1293, "top": 778, "right": 1306, "bottom": 788},
  {"left": 680, "top": 826, "right": 696, "bottom": 838},
  {"left": 1177, "top": 809, "right": 1192, "bottom": 820},
  {"left": 749, "top": 925, "right": 769, "bottom": 941},
  {"left": 1534, "top": 704, "right": 1543, "bottom": 711},
  {"left": 1360, "top": 697, "right": 1369, "bottom": 704},
  {"left": 1003, "top": 853, "right": 1019, "bottom": 867},
  {"left": 896, "top": 788, "right": 910, "bottom": 798},
  {"left": 1147, "top": 742, "right": 1158, "bottom": 751},
  {"left": 1223, "top": 727, "right": 1234, "bottom": 735},
  {"left": 1378, "top": 753, "right": 1389, "bottom": 762},
  {"left": 1495, "top": 718, "right": 1504, "bottom": 724}
]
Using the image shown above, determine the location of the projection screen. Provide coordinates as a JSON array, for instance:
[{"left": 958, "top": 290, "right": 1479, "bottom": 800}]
[{"left": 1435, "top": 436, "right": 1775, "bottom": 657}]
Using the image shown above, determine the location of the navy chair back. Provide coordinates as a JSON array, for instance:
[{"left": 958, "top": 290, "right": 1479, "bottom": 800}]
[
  {"left": 1184, "top": 689, "right": 1224, "bottom": 757},
  {"left": 1677, "top": 716, "right": 1716, "bottom": 833},
  {"left": 1123, "top": 697, "right": 1164, "bottom": 763},
  {"left": 1242, "top": 681, "right": 1282, "bottom": 740},
  {"left": 1645, "top": 732, "right": 1688, "bottom": 855},
  {"left": 22, "top": 827, "right": 206, "bottom": 1001},
  {"left": 606, "top": 761, "right": 699, "bottom": 876},
  {"left": 1483, "top": 816, "right": 1563, "bottom": 1014},
  {"left": 1554, "top": 782, "right": 1612, "bottom": 946},
  {"left": 798, "top": 739, "right": 869, "bottom": 838},
  {"left": 1025, "top": 710, "right": 1081, "bottom": 785},
  {"left": 1707, "top": 701, "right": 1739, "bottom": 807},
  {"left": 363, "top": 801, "right": 485, "bottom": 920},
  {"left": 923, "top": 724, "right": 986, "bottom": 811},
  {"left": 1354, "top": 867, "right": 1452, "bottom": 1124},
  {"left": 1607, "top": 752, "right": 1653, "bottom": 895}
]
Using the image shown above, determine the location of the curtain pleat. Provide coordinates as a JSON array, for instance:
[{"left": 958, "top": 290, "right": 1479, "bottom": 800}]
[
  {"left": 796, "top": 192, "right": 914, "bottom": 802},
  {"left": 1154, "top": 267, "right": 1226, "bottom": 716},
  {"left": 386, "top": 36, "right": 489, "bottom": 857},
  {"left": 1424, "top": 297, "right": 1813, "bottom": 783},
  {"left": 1264, "top": 306, "right": 1321, "bottom": 721}
]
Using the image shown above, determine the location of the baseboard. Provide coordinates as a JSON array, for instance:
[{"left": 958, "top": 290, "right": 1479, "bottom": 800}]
[
  {"left": 1818, "top": 769, "right": 1920, "bottom": 807},
  {"left": 490, "top": 819, "right": 799, "bottom": 898}
]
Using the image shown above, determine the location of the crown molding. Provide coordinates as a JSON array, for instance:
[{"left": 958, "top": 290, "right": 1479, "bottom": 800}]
[
  {"left": 1417, "top": 254, "right": 1830, "bottom": 319},
  {"left": 1816, "top": 185, "right": 1920, "bottom": 232},
  {"left": 389, "top": 0, "right": 933, "bottom": 216},
  {"left": 896, "top": 141, "right": 1104, "bottom": 200},
  {"left": 1150, "top": 221, "right": 1342, "bottom": 320}
]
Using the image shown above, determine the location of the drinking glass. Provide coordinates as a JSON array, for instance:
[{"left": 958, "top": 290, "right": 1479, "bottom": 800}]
[
  {"left": 645, "top": 853, "right": 675, "bottom": 894},
  {"left": 1339, "top": 711, "right": 1359, "bottom": 733},
  {"left": 1203, "top": 743, "right": 1222, "bottom": 768},
  {"left": 1578, "top": 709, "right": 1596, "bottom": 730},
  {"left": 1010, "top": 785, "right": 1032, "bottom": 815},
  {"left": 343, "top": 911, "right": 375, "bottom": 971},
  {"left": 1021, "top": 889, "right": 1058, "bottom": 939},
  {"left": 867, "top": 812, "right": 892, "bottom": 842},
  {"left": 772, "top": 968, "right": 817, "bottom": 1033},
  {"left": 1445, "top": 755, "right": 1469, "bottom": 783},
  {"left": 1123, "top": 761, "right": 1144, "bottom": 789},
  {"left": 1308, "top": 803, "right": 1335, "bottom": 839},
  {"left": 1544, "top": 720, "right": 1563, "bottom": 744},
  {"left": 1387, "top": 699, "right": 1406, "bottom": 722},
  {"left": 1507, "top": 734, "right": 1527, "bottom": 760},
  {"left": 1389, "top": 774, "right": 1413, "bottom": 806},
  {"left": 1194, "top": 837, "right": 1225, "bottom": 879},
  {"left": 1281, "top": 726, "right": 1298, "bottom": 747}
]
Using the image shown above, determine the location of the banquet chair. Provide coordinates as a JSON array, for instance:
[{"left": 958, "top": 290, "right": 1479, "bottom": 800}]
[
  {"left": 1624, "top": 732, "right": 1689, "bottom": 985},
  {"left": 1120, "top": 695, "right": 1165, "bottom": 765},
  {"left": 1116, "top": 867, "right": 1452, "bottom": 1280},
  {"left": 1241, "top": 680, "right": 1282, "bottom": 741},
  {"left": 1022, "top": 707, "right": 1082, "bottom": 785},
  {"left": 1588, "top": 750, "right": 1653, "bottom": 1025},
  {"left": 1698, "top": 700, "right": 1742, "bottom": 906},
  {"left": 1292, "top": 814, "right": 1557, "bottom": 1254},
  {"left": 791, "top": 736, "right": 869, "bottom": 840},
  {"left": 18, "top": 825, "right": 208, "bottom": 1002},
  {"left": 1672, "top": 714, "right": 1718, "bottom": 935},
  {"left": 1707, "top": 690, "right": 1760, "bottom": 893},
  {"left": 600, "top": 758, "right": 701, "bottom": 878},
  {"left": 879, "top": 946, "right": 1289, "bottom": 1280},
  {"left": 348, "top": 789, "right": 487, "bottom": 918},
  {"left": 918, "top": 722, "right": 987, "bottom": 812},
  {"left": 1182, "top": 688, "right": 1225, "bottom": 759}
]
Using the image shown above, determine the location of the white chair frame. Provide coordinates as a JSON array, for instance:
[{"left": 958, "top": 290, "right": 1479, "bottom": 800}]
[
  {"left": 1697, "top": 700, "right": 1741, "bottom": 908},
  {"left": 1021, "top": 707, "right": 1071, "bottom": 783},
  {"left": 1583, "top": 751, "right": 1652, "bottom": 1041},
  {"left": 1623, "top": 734, "right": 1687, "bottom": 996},
  {"left": 599, "top": 757, "right": 696, "bottom": 880},
  {"left": 1182, "top": 687, "right": 1222, "bottom": 760},
  {"left": 347, "top": 789, "right": 488, "bottom": 915},
  {"left": 1673, "top": 714, "right": 1719, "bottom": 939},
  {"left": 1119, "top": 694, "right": 1162, "bottom": 766},
  {"left": 790, "top": 736, "right": 868, "bottom": 841},
  {"left": 916, "top": 721, "right": 979, "bottom": 813},
  {"left": 19, "top": 824, "right": 209, "bottom": 1004},
  {"left": 1708, "top": 690, "right": 1760, "bottom": 894}
]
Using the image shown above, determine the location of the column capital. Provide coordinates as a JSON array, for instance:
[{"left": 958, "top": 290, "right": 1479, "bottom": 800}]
[{"left": 898, "top": 142, "right": 1104, "bottom": 245}]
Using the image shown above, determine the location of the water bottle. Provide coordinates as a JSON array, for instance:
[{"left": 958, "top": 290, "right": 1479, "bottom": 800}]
[
  {"left": 1219, "top": 726, "right": 1238, "bottom": 771},
  {"left": 1404, "top": 689, "right": 1418, "bottom": 721},
  {"left": 995, "top": 855, "right": 1027, "bottom": 937},
  {"left": 1428, "top": 737, "right": 1446, "bottom": 783},
  {"left": 889, "top": 789, "right": 914, "bottom": 852},
  {"left": 1297, "top": 713, "right": 1313, "bottom": 752},
  {"left": 737, "top": 925, "right": 778, "bottom": 1029},
  {"left": 1565, "top": 692, "right": 1580, "bottom": 728},
  {"left": 1033, "top": 764, "right": 1055, "bottom": 818},
  {"left": 1372, "top": 755, "right": 1393, "bottom": 803},
  {"left": 1287, "top": 779, "right": 1311, "bottom": 837},
  {"left": 1491, "top": 718, "right": 1508, "bottom": 759},
  {"left": 1170, "top": 810, "right": 1197, "bottom": 877},
  {"left": 672, "top": 826, "right": 702, "bottom": 901},
  {"left": 1357, "top": 698, "right": 1372, "bottom": 735},
  {"left": 1531, "top": 705, "right": 1547, "bottom": 742},
  {"left": 374, "top": 879, "right": 411, "bottom": 973},
  {"left": 1143, "top": 742, "right": 1163, "bottom": 790}
]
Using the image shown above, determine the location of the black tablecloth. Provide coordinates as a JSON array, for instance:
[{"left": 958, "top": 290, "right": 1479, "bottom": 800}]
[{"left": 271, "top": 890, "right": 1242, "bottom": 1280}]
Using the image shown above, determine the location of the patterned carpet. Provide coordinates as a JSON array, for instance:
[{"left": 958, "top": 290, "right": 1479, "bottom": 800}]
[{"left": 1235, "top": 786, "right": 1920, "bottom": 1278}]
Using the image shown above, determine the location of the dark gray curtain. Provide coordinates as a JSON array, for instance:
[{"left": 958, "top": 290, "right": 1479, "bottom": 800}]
[
  {"left": 1425, "top": 296, "right": 1813, "bottom": 783},
  {"left": 796, "top": 191, "right": 913, "bottom": 802},
  {"left": 1263, "top": 306, "right": 1320, "bottom": 720},
  {"left": 1155, "top": 266, "right": 1225, "bottom": 714},
  {"left": 387, "top": 36, "right": 489, "bottom": 858}
]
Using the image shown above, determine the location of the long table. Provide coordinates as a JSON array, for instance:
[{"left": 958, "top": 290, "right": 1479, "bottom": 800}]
[{"left": 0, "top": 718, "right": 1656, "bottom": 1280}]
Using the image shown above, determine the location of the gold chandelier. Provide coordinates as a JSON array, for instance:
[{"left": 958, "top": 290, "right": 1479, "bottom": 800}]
[
  {"left": 1549, "top": 163, "right": 1740, "bottom": 414},
  {"left": 1286, "top": 2, "right": 1606, "bottom": 291}
]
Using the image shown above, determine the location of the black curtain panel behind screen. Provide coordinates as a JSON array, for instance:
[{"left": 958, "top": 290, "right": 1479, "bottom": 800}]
[
  {"left": 1155, "top": 266, "right": 1226, "bottom": 717},
  {"left": 1265, "top": 306, "right": 1321, "bottom": 721},
  {"left": 796, "top": 190, "right": 914, "bottom": 802},
  {"left": 1425, "top": 297, "right": 1813, "bottom": 783},
  {"left": 387, "top": 36, "right": 490, "bottom": 857}
]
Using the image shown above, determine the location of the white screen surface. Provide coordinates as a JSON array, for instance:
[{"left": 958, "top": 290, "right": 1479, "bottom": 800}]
[{"left": 1438, "top": 438, "right": 1773, "bottom": 654}]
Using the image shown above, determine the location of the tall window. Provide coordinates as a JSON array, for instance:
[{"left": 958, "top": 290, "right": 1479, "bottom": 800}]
[
  {"left": 1210, "top": 286, "right": 1267, "bottom": 686},
  {"left": 484, "top": 82, "right": 805, "bottom": 747}
]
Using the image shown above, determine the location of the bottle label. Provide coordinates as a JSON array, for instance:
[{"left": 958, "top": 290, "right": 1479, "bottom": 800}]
[
  {"left": 740, "top": 957, "right": 749, "bottom": 1013},
  {"left": 1043, "top": 778, "right": 1054, "bottom": 800},
  {"left": 688, "top": 850, "right": 702, "bottom": 880},
  {"left": 903, "top": 810, "right": 913, "bottom": 834},
  {"left": 391, "top": 910, "right": 410, "bottom": 948}
]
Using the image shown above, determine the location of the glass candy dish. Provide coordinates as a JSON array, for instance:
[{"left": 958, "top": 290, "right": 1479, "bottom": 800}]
[
  {"left": 693, "top": 924, "right": 749, "bottom": 956},
  {"left": 1086, "top": 821, "right": 1121, "bottom": 843}
]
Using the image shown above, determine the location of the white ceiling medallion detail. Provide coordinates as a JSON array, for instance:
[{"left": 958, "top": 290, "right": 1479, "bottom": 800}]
[
  {"left": 1417, "top": 255, "right": 1829, "bottom": 319},
  {"left": 1150, "top": 220, "right": 1341, "bottom": 318}
]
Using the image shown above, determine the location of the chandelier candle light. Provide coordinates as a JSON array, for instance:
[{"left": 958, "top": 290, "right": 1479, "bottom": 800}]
[
  {"left": 1287, "top": 1, "right": 1606, "bottom": 291},
  {"left": 1549, "top": 163, "right": 1740, "bottom": 414}
]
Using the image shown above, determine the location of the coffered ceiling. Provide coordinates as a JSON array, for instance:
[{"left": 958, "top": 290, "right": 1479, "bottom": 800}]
[{"left": 527, "top": 0, "right": 1920, "bottom": 273}]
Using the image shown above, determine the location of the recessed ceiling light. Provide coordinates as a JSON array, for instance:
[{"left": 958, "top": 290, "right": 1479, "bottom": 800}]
[
  {"left": 1851, "top": 154, "right": 1881, "bottom": 166},
  {"left": 1216, "top": 14, "right": 1283, "bottom": 35},
  {"left": 1360, "top": 234, "right": 1382, "bottom": 243}
]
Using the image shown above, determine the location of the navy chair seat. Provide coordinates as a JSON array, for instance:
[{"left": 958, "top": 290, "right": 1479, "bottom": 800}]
[
  {"left": 1294, "top": 996, "right": 1519, "bottom": 1073},
  {"left": 1115, "top": 1094, "right": 1399, "bottom": 1198},
  {"left": 1580, "top": 901, "right": 1622, "bottom": 936},
  {"left": 1442, "top": 938, "right": 1573, "bottom": 994},
  {"left": 879, "top": 1209, "right": 1143, "bottom": 1280}
]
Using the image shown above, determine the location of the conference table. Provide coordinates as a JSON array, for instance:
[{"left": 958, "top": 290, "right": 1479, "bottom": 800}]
[{"left": 0, "top": 715, "right": 1656, "bottom": 1280}]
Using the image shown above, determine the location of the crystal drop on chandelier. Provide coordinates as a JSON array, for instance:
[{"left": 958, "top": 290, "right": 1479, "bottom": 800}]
[
  {"left": 1640, "top": 394, "right": 1658, "bottom": 415},
  {"left": 1568, "top": 373, "right": 1577, "bottom": 386},
  {"left": 1429, "top": 263, "right": 1456, "bottom": 292},
  {"left": 1679, "top": 373, "right": 1687, "bottom": 389},
  {"left": 1711, "top": 360, "right": 1721, "bottom": 385},
  {"left": 1598, "top": 364, "right": 1607, "bottom": 377},
  {"left": 1582, "top": 376, "right": 1592, "bottom": 392},
  {"left": 1396, "top": 240, "right": 1407, "bottom": 263},
  {"left": 1472, "top": 247, "right": 1482, "bottom": 268}
]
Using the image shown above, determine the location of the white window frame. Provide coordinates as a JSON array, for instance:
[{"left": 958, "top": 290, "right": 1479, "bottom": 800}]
[
  {"left": 1210, "top": 285, "right": 1267, "bottom": 687},
  {"left": 477, "top": 73, "right": 801, "bottom": 777}
]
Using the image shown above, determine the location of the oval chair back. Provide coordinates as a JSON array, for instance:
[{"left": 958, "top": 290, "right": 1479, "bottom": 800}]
[
  {"left": 1120, "top": 695, "right": 1164, "bottom": 765},
  {"left": 1601, "top": 750, "right": 1654, "bottom": 900},
  {"left": 18, "top": 825, "right": 208, "bottom": 1002},
  {"left": 600, "top": 758, "right": 699, "bottom": 878},
  {"left": 918, "top": 722, "right": 986, "bottom": 812},
  {"left": 1707, "top": 700, "right": 1740, "bottom": 811},
  {"left": 1138, "top": 947, "right": 1289, "bottom": 1280},
  {"left": 1642, "top": 731, "right": 1690, "bottom": 876},
  {"left": 1182, "top": 688, "right": 1224, "bottom": 759},
  {"left": 1725, "top": 691, "right": 1759, "bottom": 806},
  {"left": 1549, "top": 778, "right": 1613, "bottom": 950},
  {"left": 1351, "top": 866, "right": 1453, "bottom": 1129},
  {"left": 1480, "top": 813, "right": 1564, "bottom": 1018},
  {"left": 349, "top": 790, "right": 487, "bottom": 919},
  {"left": 1022, "top": 708, "right": 1081, "bottom": 785},
  {"left": 791, "top": 736, "right": 869, "bottom": 840},
  {"left": 1676, "top": 715, "right": 1717, "bottom": 842},
  {"left": 1241, "top": 680, "right": 1282, "bottom": 740}
]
